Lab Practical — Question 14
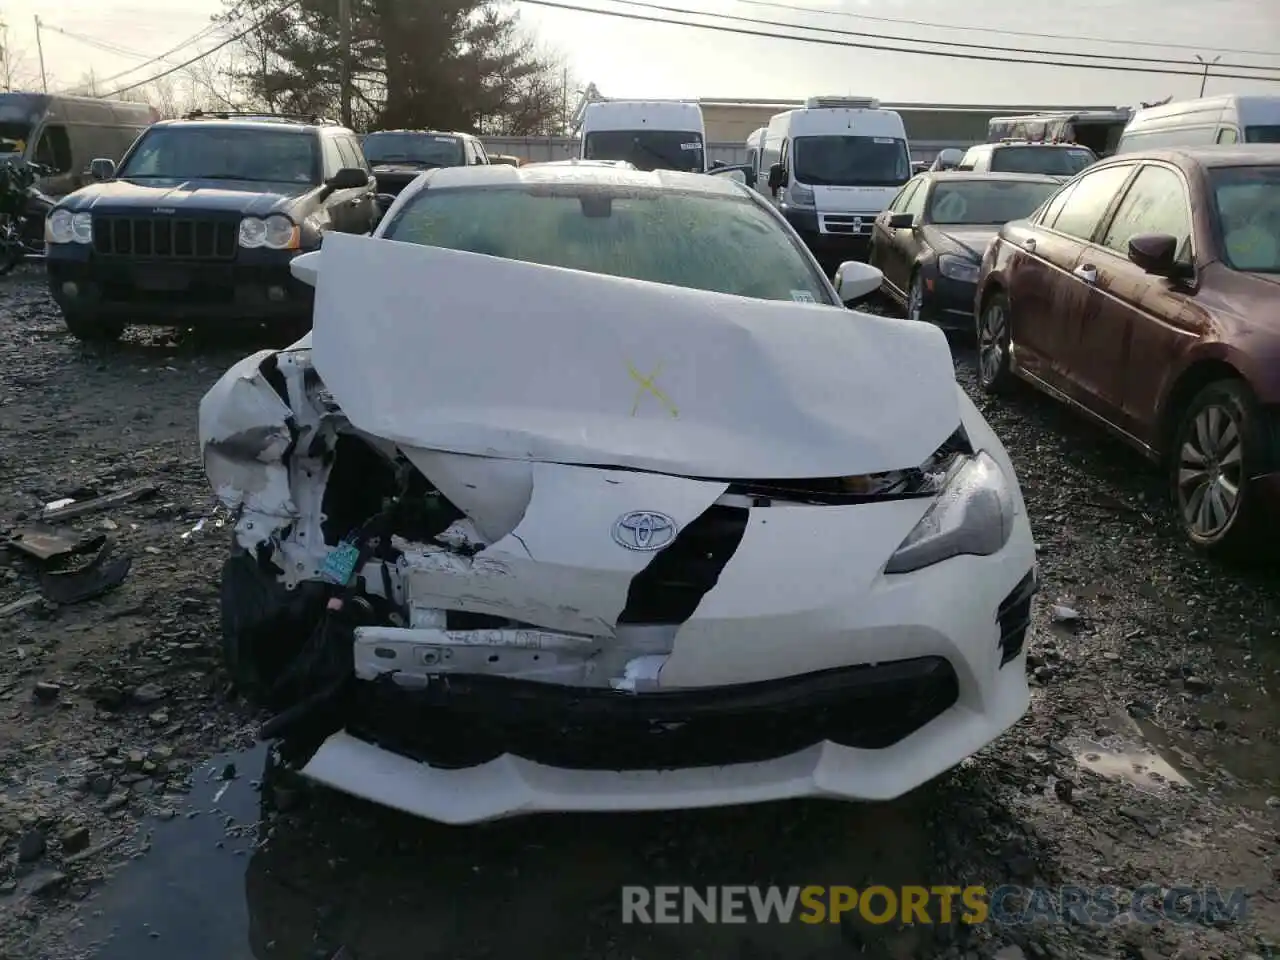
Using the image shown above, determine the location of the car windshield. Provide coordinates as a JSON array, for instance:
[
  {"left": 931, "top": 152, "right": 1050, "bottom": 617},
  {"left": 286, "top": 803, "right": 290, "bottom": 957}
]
[
  {"left": 927, "top": 178, "right": 1061, "bottom": 225},
  {"left": 582, "top": 130, "right": 704, "bottom": 172},
  {"left": 989, "top": 146, "right": 1095, "bottom": 175},
  {"left": 363, "top": 132, "right": 464, "bottom": 167},
  {"left": 1211, "top": 164, "right": 1280, "bottom": 273},
  {"left": 1244, "top": 125, "right": 1280, "bottom": 143},
  {"left": 118, "top": 127, "right": 320, "bottom": 183},
  {"left": 383, "top": 184, "right": 832, "bottom": 303},
  {"left": 793, "top": 135, "right": 911, "bottom": 187}
]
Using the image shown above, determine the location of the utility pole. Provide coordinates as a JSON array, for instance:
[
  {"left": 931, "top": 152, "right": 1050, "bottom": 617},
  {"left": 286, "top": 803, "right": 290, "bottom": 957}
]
[
  {"left": 338, "top": 0, "right": 352, "bottom": 127},
  {"left": 34, "top": 15, "right": 47, "bottom": 93},
  {"left": 1194, "top": 54, "right": 1221, "bottom": 97},
  {"left": 561, "top": 67, "right": 568, "bottom": 134}
]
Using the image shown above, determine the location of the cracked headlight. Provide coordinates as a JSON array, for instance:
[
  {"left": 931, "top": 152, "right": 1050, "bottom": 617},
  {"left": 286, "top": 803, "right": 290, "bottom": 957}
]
[
  {"left": 239, "top": 214, "right": 299, "bottom": 250},
  {"left": 46, "top": 210, "right": 92, "bottom": 244},
  {"left": 884, "top": 451, "right": 1015, "bottom": 574},
  {"left": 937, "top": 254, "right": 980, "bottom": 283}
]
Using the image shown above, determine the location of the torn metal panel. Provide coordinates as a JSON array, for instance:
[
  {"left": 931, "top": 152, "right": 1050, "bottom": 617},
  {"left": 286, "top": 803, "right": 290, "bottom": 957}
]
[
  {"left": 353, "top": 622, "right": 675, "bottom": 688},
  {"left": 39, "top": 485, "right": 157, "bottom": 524},
  {"left": 38, "top": 537, "right": 132, "bottom": 605},
  {"left": 308, "top": 233, "right": 960, "bottom": 479},
  {"left": 399, "top": 462, "right": 728, "bottom": 637},
  {"left": 4, "top": 527, "right": 104, "bottom": 562}
]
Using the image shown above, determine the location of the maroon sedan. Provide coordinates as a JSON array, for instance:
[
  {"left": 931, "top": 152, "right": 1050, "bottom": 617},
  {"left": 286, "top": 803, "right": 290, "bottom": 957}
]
[{"left": 974, "top": 146, "right": 1280, "bottom": 555}]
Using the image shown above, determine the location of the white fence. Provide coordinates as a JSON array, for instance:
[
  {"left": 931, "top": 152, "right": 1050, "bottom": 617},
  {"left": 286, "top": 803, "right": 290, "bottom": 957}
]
[{"left": 480, "top": 137, "right": 971, "bottom": 166}]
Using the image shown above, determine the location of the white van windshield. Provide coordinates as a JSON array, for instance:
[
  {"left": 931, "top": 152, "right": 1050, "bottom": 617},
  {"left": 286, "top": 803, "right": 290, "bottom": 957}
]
[
  {"left": 793, "top": 135, "right": 911, "bottom": 187},
  {"left": 583, "top": 130, "right": 704, "bottom": 172}
]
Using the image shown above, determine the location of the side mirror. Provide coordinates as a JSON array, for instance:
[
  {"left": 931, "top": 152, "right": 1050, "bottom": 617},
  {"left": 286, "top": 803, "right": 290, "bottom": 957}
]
[
  {"left": 290, "top": 249, "right": 322, "bottom": 287},
  {"left": 888, "top": 213, "right": 914, "bottom": 229},
  {"left": 834, "top": 260, "right": 884, "bottom": 303},
  {"left": 767, "top": 162, "right": 785, "bottom": 191},
  {"left": 322, "top": 167, "right": 370, "bottom": 196},
  {"left": 89, "top": 158, "right": 116, "bottom": 181},
  {"left": 710, "top": 160, "right": 726, "bottom": 169},
  {"left": 1128, "top": 233, "right": 1183, "bottom": 277}
]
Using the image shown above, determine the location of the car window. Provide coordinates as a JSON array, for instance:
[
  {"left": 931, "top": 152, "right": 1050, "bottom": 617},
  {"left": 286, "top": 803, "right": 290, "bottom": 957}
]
[
  {"left": 362, "top": 133, "right": 465, "bottom": 168},
  {"left": 320, "top": 137, "right": 343, "bottom": 178},
  {"left": 1048, "top": 164, "right": 1134, "bottom": 241},
  {"left": 1037, "top": 182, "right": 1076, "bottom": 226},
  {"left": 118, "top": 127, "right": 321, "bottom": 184},
  {"left": 1245, "top": 125, "right": 1280, "bottom": 143},
  {"left": 888, "top": 179, "right": 919, "bottom": 213},
  {"left": 33, "top": 124, "right": 72, "bottom": 173},
  {"left": 927, "top": 178, "right": 1061, "bottom": 225},
  {"left": 1210, "top": 164, "right": 1280, "bottom": 273},
  {"left": 473, "top": 140, "right": 489, "bottom": 163},
  {"left": 988, "top": 146, "right": 1096, "bottom": 176},
  {"left": 334, "top": 136, "right": 361, "bottom": 171},
  {"left": 1100, "top": 165, "right": 1192, "bottom": 259},
  {"left": 384, "top": 185, "right": 833, "bottom": 304},
  {"left": 903, "top": 180, "right": 928, "bottom": 218},
  {"left": 1216, "top": 128, "right": 1238, "bottom": 144}
]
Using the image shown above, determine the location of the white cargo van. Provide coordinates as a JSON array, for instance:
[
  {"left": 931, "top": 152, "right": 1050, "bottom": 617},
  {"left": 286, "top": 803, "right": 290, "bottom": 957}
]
[
  {"left": 757, "top": 96, "right": 911, "bottom": 271},
  {"left": 579, "top": 100, "right": 707, "bottom": 172},
  {"left": 1115, "top": 95, "right": 1280, "bottom": 152},
  {"left": 745, "top": 126, "right": 766, "bottom": 184}
]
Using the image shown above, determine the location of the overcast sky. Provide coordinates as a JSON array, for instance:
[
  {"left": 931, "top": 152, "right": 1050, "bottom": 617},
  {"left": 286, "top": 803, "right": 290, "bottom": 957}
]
[{"left": 2, "top": 0, "right": 1278, "bottom": 107}]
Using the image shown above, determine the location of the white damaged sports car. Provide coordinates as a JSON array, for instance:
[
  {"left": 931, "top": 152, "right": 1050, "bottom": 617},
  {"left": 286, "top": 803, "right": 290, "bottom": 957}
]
[{"left": 199, "top": 165, "right": 1038, "bottom": 825}]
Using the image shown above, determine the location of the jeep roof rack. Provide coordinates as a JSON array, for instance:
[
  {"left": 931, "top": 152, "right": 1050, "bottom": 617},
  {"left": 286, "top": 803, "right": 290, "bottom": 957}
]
[{"left": 181, "top": 110, "right": 338, "bottom": 125}]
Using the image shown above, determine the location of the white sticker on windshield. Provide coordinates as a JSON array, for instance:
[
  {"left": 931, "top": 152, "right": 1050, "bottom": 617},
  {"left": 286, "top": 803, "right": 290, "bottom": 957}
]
[
  {"left": 434, "top": 136, "right": 455, "bottom": 142},
  {"left": 790, "top": 290, "right": 816, "bottom": 303},
  {"left": 681, "top": 142, "right": 702, "bottom": 151},
  {"left": 874, "top": 137, "right": 896, "bottom": 144}
]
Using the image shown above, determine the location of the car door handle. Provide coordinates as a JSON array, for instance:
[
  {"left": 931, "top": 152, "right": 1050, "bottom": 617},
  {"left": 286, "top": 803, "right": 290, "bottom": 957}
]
[
  {"left": 1073, "top": 263, "right": 1098, "bottom": 285},
  {"left": 1022, "top": 238, "right": 1036, "bottom": 252}
]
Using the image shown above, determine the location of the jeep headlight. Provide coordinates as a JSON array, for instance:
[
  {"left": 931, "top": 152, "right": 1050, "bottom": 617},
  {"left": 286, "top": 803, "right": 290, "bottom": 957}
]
[
  {"left": 937, "top": 254, "right": 980, "bottom": 283},
  {"left": 238, "top": 214, "right": 299, "bottom": 250},
  {"left": 884, "top": 451, "right": 1015, "bottom": 574},
  {"left": 46, "top": 210, "right": 92, "bottom": 244}
]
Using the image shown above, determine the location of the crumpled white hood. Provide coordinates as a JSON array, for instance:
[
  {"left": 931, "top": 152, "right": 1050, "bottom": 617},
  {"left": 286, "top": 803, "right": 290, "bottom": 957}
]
[{"left": 306, "top": 232, "right": 959, "bottom": 479}]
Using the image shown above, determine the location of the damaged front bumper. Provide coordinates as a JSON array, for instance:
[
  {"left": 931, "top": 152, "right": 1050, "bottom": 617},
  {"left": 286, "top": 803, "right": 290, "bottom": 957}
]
[{"left": 200, "top": 240, "right": 1039, "bottom": 824}]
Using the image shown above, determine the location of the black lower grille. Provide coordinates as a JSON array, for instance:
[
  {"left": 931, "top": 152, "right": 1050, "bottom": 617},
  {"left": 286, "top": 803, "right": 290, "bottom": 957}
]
[
  {"left": 346, "top": 657, "right": 960, "bottom": 770},
  {"left": 616, "top": 504, "right": 748, "bottom": 624},
  {"left": 92, "top": 216, "right": 237, "bottom": 259},
  {"left": 997, "top": 569, "right": 1038, "bottom": 667}
]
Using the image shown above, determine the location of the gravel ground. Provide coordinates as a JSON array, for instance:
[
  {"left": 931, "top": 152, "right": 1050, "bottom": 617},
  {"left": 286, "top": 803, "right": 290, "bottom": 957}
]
[{"left": 0, "top": 272, "right": 1277, "bottom": 960}]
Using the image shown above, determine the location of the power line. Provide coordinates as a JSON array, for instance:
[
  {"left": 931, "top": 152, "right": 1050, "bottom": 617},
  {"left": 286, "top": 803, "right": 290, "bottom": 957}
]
[
  {"left": 735, "top": 0, "right": 1280, "bottom": 60},
  {"left": 516, "top": 0, "right": 1280, "bottom": 83},
  {"left": 569, "top": 0, "right": 1280, "bottom": 74},
  {"left": 53, "top": 21, "right": 227, "bottom": 92},
  {"left": 101, "top": 0, "right": 303, "bottom": 98}
]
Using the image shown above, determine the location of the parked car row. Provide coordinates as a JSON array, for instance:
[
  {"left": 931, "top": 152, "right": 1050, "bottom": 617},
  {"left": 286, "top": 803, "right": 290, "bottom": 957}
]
[{"left": 866, "top": 139, "right": 1280, "bottom": 554}]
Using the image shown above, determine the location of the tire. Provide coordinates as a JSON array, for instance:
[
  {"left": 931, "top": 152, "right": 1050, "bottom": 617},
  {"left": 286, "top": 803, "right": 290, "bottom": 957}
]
[
  {"left": 975, "top": 290, "right": 1014, "bottom": 394},
  {"left": 220, "top": 546, "right": 327, "bottom": 704},
  {"left": 906, "top": 270, "right": 925, "bottom": 323},
  {"left": 1169, "top": 379, "right": 1265, "bottom": 556},
  {"left": 63, "top": 310, "right": 124, "bottom": 342}
]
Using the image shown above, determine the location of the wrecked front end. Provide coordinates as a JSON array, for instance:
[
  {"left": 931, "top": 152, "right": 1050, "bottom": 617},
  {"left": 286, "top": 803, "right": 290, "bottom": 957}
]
[{"left": 199, "top": 236, "right": 1037, "bottom": 824}]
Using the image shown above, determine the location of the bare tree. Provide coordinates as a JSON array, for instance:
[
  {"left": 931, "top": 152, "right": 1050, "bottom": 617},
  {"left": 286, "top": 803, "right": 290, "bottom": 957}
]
[{"left": 0, "top": 21, "right": 44, "bottom": 92}]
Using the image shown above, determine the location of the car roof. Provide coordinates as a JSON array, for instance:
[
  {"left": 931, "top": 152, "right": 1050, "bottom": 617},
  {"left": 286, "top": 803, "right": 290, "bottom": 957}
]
[
  {"left": 418, "top": 164, "right": 747, "bottom": 196},
  {"left": 924, "top": 171, "right": 1064, "bottom": 183},
  {"left": 365, "top": 129, "right": 471, "bottom": 139},
  {"left": 1107, "top": 145, "right": 1280, "bottom": 169},
  {"left": 152, "top": 117, "right": 330, "bottom": 134}
]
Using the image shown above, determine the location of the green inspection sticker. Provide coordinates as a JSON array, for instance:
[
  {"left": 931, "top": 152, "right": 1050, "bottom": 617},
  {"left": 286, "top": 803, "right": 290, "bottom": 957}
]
[{"left": 320, "top": 542, "right": 361, "bottom": 585}]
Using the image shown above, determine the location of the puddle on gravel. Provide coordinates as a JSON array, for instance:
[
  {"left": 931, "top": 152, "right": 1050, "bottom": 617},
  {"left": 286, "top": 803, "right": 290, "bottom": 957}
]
[
  {"left": 68, "top": 742, "right": 946, "bottom": 960},
  {"left": 1067, "top": 735, "right": 1193, "bottom": 796},
  {"left": 72, "top": 744, "right": 268, "bottom": 960}
]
